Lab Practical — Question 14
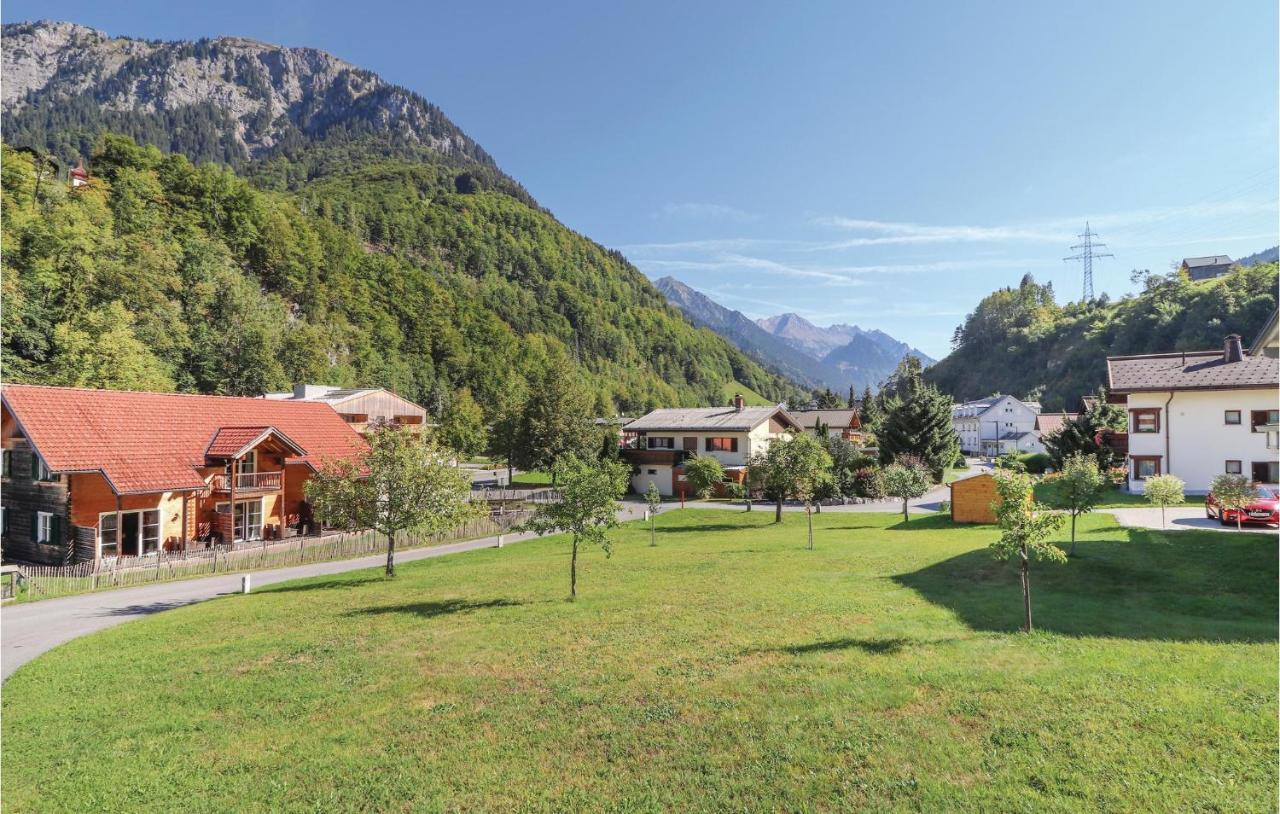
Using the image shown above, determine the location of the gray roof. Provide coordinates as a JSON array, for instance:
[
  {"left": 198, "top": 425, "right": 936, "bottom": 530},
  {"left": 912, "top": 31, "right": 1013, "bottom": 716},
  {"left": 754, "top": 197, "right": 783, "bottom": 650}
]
[
  {"left": 1181, "top": 255, "right": 1233, "bottom": 268},
  {"left": 625, "top": 405, "right": 797, "bottom": 433},
  {"left": 791, "top": 409, "right": 858, "bottom": 429},
  {"left": 1108, "top": 350, "right": 1279, "bottom": 393}
]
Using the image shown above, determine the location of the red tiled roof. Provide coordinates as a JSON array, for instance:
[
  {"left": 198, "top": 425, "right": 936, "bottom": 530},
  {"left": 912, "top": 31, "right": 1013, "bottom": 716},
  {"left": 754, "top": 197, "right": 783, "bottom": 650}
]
[
  {"left": 1034, "top": 412, "right": 1080, "bottom": 435},
  {"left": 205, "top": 426, "right": 305, "bottom": 458},
  {"left": 2, "top": 385, "right": 368, "bottom": 494}
]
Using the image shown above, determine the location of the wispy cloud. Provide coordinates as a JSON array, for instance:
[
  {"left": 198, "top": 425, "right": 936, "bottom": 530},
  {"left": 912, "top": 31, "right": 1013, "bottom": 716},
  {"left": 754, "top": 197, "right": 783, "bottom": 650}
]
[
  {"left": 811, "top": 216, "right": 1069, "bottom": 247},
  {"left": 657, "top": 202, "right": 761, "bottom": 223}
]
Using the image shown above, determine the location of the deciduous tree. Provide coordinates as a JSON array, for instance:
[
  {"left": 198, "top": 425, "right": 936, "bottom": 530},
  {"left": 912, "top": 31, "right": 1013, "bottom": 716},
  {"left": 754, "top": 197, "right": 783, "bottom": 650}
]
[
  {"left": 1209, "top": 473, "right": 1252, "bottom": 531},
  {"left": 1143, "top": 474, "right": 1185, "bottom": 529},
  {"left": 881, "top": 456, "right": 930, "bottom": 523},
  {"left": 682, "top": 455, "right": 725, "bottom": 499},
  {"left": 645, "top": 482, "right": 662, "bottom": 547},
  {"left": 305, "top": 429, "right": 480, "bottom": 577},
  {"left": 1047, "top": 453, "right": 1106, "bottom": 555},
  {"left": 522, "top": 455, "right": 630, "bottom": 599},
  {"left": 990, "top": 469, "right": 1066, "bottom": 632}
]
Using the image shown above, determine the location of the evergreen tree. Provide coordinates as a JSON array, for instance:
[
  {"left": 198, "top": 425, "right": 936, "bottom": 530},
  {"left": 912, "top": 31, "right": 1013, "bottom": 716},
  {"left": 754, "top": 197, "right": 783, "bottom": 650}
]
[
  {"left": 859, "top": 384, "right": 882, "bottom": 433},
  {"left": 876, "top": 361, "right": 959, "bottom": 480},
  {"left": 847, "top": 384, "right": 857, "bottom": 408}
]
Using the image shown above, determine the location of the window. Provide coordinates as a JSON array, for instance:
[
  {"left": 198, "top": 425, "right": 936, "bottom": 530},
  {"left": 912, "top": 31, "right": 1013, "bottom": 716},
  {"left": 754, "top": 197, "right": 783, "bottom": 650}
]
[
  {"left": 1, "top": 449, "right": 9, "bottom": 478},
  {"left": 1253, "top": 461, "right": 1280, "bottom": 484},
  {"left": 35, "top": 457, "right": 60, "bottom": 482},
  {"left": 705, "top": 437, "right": 738, "bottom": 453},
  {"left": 646, "top": 469, "right": 657, "bottom": 475},
  {"left": 393, "top": 414, "right": 423, "bottom": 425},
  {"left": 1131, "top": 456, "right": 1160, "bottom": 480},
  {"left": 1226, "top": 460, "right": 1242, "bottom": 474},
  {"left": 1250, "top": 410, "right": 1279, "bottom": 432},
  {"left": 35, "top": 511, "right": 55, "bottom": 544},
  {"left": 216, "top": 500, "right": 263, "bottom": 541},
  {"left": 647, "top": 437, "right": 674, "bottom": 450},
  {"left": 1130, "top": 409, "right": 1160, "bottom": 434},
  {"left": 100, "top": 513, "right": 118, "bottom": 557},
  {"left": 1224, "top": 410, "right": 1242, "bottom": 425}
]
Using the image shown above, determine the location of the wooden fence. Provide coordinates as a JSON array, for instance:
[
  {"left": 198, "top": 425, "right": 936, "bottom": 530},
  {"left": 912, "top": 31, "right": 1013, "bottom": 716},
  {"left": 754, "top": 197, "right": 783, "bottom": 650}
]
[
  {"left": 471, "top": 487, "right": 562, "bottom": 504},
  {"left": 14, "top": 510, "right": 532, "bottom": 602}
]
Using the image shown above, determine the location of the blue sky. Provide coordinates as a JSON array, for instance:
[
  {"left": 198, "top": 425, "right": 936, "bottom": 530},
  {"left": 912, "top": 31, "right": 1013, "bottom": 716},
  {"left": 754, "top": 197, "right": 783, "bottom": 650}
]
[{"left": 7, "top": 0, "right": 1278, "bottom": 358}]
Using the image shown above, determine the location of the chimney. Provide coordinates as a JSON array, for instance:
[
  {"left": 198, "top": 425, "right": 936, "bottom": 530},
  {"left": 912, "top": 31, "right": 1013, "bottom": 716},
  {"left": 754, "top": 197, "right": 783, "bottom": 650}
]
[
  {"left": 733, "top": 393, "right": 745, "bottom": 411},
  {"left": 1223, "top": 334, "right": 1244, "bottom": 364}
]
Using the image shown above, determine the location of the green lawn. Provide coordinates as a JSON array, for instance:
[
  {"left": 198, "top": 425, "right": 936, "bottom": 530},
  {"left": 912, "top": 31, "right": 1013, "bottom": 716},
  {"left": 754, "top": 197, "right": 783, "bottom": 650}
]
[
  {"left": 721, "top": 379, "right": 773, "bottom": 406},
  {"left": 1035, "top": 483, "right": 1207, "bottom": 509},
  {"left": 3, "top": 510, "right": 1275, "bottom": 812},
  {"left": 510, "top": 469, "right": 553, "bottom": 487}
]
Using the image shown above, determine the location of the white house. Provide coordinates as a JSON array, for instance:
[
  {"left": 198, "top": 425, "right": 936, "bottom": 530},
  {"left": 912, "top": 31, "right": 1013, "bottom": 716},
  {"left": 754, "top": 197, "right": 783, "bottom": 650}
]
[
  {"left": 622, "top": 395, "right": 800, "bottom": 496},
  {"left": 1107, "top": 333, "right": 1279, "bottom": 494},
  {"left": 951, "top": 395, "right": 1041, "bottom": 456}
]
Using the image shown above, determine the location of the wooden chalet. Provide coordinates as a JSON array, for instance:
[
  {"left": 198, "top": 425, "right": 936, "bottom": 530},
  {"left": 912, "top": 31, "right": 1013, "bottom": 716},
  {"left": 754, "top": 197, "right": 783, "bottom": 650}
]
[{"left": 1, "top": 385, "right": 368, "bottom": 565}]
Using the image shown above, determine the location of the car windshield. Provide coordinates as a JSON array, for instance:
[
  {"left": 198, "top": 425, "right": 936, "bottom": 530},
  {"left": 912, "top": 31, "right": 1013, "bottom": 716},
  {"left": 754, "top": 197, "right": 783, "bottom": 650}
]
[{"left": 1253, "top": 487, "right": 1279, "bottom": 500}]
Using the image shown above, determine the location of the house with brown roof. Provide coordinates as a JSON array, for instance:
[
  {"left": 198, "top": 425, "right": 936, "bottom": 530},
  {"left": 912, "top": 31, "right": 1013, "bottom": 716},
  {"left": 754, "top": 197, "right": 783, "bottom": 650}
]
[
  {"left": 1, "top": 385, "right": 368, "bottom": 565},
  {"left": 790, "top": 409, "right": 862, "bottom": 441},
  {"left": 622, "top": 394, "right": 800, "bottom": 496},
  {"left": 1179, "top": 255, "right": 1234, "bottom": 281},
  {"left": 1107, "top": 333, "right": 1279, "bottom": 493}
]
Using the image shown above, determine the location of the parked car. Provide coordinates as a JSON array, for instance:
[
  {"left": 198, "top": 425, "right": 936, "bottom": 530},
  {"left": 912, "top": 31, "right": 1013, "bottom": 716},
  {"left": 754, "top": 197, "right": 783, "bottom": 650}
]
[{"left": 1206, "top": 484, "right": 1280, "bottom": 526}]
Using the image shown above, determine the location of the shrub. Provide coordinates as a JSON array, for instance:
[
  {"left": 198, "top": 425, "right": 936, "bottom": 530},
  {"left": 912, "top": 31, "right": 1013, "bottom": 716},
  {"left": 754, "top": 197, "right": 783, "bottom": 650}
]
[
  {"left": 995, "top": 453, "right": 1025, "bottom": 472},
  {"left": 1018, "top": 452, "right": 1052, "bottom": 474},
  {"left": 852, "top": 467, "right": 884, "bottom": 498},
  {"left": 722, "top": 481, "right": 745, "bottom": 500}
]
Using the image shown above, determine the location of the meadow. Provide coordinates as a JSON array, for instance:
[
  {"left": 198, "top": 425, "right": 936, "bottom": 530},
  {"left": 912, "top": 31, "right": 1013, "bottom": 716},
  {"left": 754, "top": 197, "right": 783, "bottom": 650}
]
[{"left": 2, "top": 509, "right": 1274, "bottom": 812}]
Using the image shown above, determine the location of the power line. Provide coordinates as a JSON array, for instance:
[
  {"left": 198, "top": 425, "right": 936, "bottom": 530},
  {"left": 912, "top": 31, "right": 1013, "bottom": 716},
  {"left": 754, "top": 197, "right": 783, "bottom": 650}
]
[{"left": 1063, "top": 221, "right": 1113, "bottom": 302}]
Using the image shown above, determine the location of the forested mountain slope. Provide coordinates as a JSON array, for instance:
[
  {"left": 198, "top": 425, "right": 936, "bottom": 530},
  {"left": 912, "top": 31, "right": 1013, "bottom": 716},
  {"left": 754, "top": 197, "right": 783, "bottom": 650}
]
[
  {"left": 1, "top": 137, "right": 802, "bottom": 415},
  {"left": 1, "top": 22, "right": 805, "bottom": 416},
  {"left": 924, "top": 266, "right": 1279, "bottom": 410}
]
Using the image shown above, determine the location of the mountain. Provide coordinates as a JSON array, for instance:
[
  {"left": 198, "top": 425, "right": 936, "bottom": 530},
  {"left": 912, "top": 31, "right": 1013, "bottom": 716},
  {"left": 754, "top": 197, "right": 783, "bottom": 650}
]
[
  {"left": 1, "top": 21, "right": 806, "bottom": 415},
  {"left": 654, "top": 278, "right": 837, "bottom": 389},
  {"left": 1, "top": 21, "right": 497, "bottom": 172},
  {"left": 657, "top": 279, "right": 932, "bottom": 393},
  {"left": 755, "top": 313, "right": 857, "bottom": 358},
  {"left": 1237, "top": 246, "right": 1279, "bottom": 267},
  {"left": 924, "top": 265, "right": 1279, "bottom": 410},
  {"left": 824, "top": 333, "right": 933, "bottom": 391}
]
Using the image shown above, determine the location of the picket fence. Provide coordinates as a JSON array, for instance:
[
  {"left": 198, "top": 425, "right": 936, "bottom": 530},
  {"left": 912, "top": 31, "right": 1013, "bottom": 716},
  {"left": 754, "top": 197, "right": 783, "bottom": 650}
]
[{"left": 16, "top": 510, "right": 532, "bottom": 602}]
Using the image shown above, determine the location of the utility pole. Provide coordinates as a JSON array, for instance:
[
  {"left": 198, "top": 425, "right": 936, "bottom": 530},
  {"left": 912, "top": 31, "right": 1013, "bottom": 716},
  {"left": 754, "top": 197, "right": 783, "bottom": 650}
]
[{"left": 1063, "top": 221, "right": 1113, "bottom": 302}]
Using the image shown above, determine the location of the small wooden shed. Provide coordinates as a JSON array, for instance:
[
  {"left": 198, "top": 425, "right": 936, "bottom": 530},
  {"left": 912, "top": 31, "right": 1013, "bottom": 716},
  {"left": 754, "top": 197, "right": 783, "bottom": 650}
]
[{"left": 949, "top": 472, "right": 999, "bottom": 524}]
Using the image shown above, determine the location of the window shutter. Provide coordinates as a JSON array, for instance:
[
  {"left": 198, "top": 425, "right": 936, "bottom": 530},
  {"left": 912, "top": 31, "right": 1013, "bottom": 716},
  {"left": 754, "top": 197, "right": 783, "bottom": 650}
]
[
  {"left": 51, "top": 515, "right": 62, "bottom": 545},
  {"left": 30, "top": 511, "right": 39, "bottom": 543}
]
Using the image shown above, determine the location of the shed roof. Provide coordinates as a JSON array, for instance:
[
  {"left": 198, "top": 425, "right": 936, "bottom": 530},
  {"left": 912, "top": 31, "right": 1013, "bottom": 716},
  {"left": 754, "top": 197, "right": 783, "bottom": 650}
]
[{"left": 2, "top": 385, "right": 367, "bottom": 494}]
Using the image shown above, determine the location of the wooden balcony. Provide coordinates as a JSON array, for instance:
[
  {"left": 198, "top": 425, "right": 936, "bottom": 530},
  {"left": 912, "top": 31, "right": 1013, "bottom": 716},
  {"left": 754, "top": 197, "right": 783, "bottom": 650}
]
[{"left": 210, "top": 470, "right": 283, "bottom": 494}]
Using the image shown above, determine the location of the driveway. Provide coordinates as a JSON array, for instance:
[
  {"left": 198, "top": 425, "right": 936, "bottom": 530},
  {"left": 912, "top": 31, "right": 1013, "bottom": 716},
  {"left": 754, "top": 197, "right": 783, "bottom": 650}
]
[
  {"left": 1106, "top": 506, "right": 1278, "bottom": 535},
  {"left": 1, "top": 503, "right": 646, "bottom": 681}
]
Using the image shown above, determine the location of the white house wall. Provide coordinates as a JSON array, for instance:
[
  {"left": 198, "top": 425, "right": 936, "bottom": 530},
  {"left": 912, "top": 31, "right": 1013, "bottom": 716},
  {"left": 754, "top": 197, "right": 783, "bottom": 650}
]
[{"left": 1125, "top": 388, "right": 1279, "bottom": 493}]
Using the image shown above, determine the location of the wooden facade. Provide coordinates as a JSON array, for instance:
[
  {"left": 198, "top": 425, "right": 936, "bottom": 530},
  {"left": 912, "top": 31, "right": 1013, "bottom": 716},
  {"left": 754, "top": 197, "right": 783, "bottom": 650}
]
[{"left": 949, "top": 473, "right": 999, "bottom": 524}]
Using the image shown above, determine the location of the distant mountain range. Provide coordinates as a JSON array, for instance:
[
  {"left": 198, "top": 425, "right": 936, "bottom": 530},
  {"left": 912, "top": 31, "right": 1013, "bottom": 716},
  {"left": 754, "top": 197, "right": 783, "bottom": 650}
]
[
  {"left": 656, "top": 277, "right": 933, "bottom": 393},
  {"left": 1237, "top": 246, "right": 1279, "bottom": 267}
]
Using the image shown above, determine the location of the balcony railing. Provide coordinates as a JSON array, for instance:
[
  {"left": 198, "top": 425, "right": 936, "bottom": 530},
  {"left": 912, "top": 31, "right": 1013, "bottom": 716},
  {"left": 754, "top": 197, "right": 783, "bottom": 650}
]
[{"left": 210, "top": 471, "right": 283, "bottom": 492}]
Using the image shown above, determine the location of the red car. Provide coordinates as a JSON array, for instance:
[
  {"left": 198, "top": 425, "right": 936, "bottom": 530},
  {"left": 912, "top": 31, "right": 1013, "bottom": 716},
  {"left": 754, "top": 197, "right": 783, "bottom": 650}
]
[{"left": 1206, "top": 484, "right": 1280, "bottom": 526}]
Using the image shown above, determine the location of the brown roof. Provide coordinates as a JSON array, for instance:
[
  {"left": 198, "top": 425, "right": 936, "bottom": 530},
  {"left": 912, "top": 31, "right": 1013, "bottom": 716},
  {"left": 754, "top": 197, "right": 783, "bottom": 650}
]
[
  {"left": 625, "top": 405, "right": 799, "bottom": 433},
  {"left": 790, "top": 409, "right": 859, "bottom": 430},
  {"left": 1034, "top": 412, "right": 1079, "bottom": 435},
  {"left": 2, "top": 385, "right": 368, "bottom": 494},
  {"left": 1107, "top": 351, "right": 1279, "bottom": 393}
]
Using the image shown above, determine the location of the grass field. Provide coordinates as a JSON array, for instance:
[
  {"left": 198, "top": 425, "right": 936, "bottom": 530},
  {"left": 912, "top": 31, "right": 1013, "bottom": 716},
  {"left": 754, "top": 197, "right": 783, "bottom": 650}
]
[
  {"left": 1035, "top": 483, "right": 1208, "bottom": 509},
  {"left": 3, "top": 510, "right": 1275, "bottom": 812},
  {"left": 509, "top": 469, "right": 554, "bottom": 487},
  {"left": 721, "top": 379, "right": 773, "bottom": 406}
]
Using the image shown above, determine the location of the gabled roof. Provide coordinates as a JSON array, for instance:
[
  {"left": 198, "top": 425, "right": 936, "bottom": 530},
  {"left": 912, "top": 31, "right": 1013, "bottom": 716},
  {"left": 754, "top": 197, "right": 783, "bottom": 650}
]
[
  {"left": 625, "top": 405, "right": 799, "bottom": 433},
  {"left": 205, "top": 426, "right": 306, "bottom": 459},
  {"left": 1250, "top": 308, "right": 1278, "bottom": 356},
  {"left": 2, "top": 385, "right": 368, "bottom": 494},
  {"left": 790, "top": 409, "right": 858, "bottom": 429},
  {"left": 1181, "top": 255, "right": 1232, "bottom": 268},
  {"left": 1107, "top": 350, "right": 1279, "bottom": 393},
  {"left": 1034, "top": 412, "right": 1080, "bottom": 435}
]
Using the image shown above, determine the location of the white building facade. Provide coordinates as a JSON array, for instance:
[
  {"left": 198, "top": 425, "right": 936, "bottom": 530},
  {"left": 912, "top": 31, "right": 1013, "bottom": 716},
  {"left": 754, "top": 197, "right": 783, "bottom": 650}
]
[
  {"left": 1108, "top": 334, "right": 1280, "bottom": 494},
  {"left": 951, "top": 395, "right": 1042, "bottom": 456}
]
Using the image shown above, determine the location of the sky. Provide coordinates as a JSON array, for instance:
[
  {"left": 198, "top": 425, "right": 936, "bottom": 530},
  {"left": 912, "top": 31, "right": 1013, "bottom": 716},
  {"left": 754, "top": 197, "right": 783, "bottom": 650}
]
[{"left": 5, "top": 0, "right": 1278, "bottom": 358}]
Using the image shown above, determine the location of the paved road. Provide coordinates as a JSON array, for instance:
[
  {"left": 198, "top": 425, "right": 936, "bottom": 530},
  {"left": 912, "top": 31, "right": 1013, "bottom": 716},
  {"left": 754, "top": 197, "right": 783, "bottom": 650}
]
[
  {"left": 1107, "top": 506, "right": 1278, "bottom": 534},
  {"left": 1, "top": 503, "right": 646, "bottom": 681}
]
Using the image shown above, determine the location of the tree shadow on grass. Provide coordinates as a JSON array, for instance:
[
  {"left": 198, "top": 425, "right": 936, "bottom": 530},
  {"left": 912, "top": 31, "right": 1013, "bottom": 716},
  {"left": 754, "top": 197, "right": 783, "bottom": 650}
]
[
  {"left": 747, "top": 636, "right": 963, "bottom": 657},
  {"left": 892, "top": 528, "right": 1278, "bottom": 642},
  {"left": 260, "top": 576, "right": 387, "bottom": 594},
  {"left": 655, "top": 524, "right": 757, "bottom": 534},
  {"left": 344, "top": 598, "right": 524, "bottom": 619}
]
